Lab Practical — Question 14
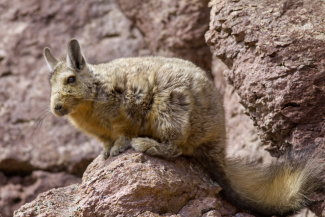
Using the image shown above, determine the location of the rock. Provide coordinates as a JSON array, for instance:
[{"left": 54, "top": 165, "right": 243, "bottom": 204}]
[
  {"left": 14, "top": 150, "right": 251, "bottom": 217},
  {"left": 115, "top": 0, "right": 212, "bottom": 72},
  {"left": 212, "top": 58, "right": 228, "bottom": 95},
  {"left": 212, "top": 57, "right": 269, "bottom": 162},
  {"left": 138, "top": 212, "right": 181, "bottom": 217},
  {"left": 308, "top": 192, "right": 325, "bottom": 217},
  {"left": 206, "top": 0, "right": 325, "bottom": 155},
  {"left": 14, "top": 184, "right": 79, "bottom": 217},
  {"left": 206, "top": 0, "right": 325, "bottom": 214},
  {"left": 0, "top": 171, "right": 80, "bottom": 217}
]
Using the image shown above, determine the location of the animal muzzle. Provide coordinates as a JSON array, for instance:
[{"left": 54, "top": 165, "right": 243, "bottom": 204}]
[{"left": 52, "top": 103, "right": 69, "bottom": 117}]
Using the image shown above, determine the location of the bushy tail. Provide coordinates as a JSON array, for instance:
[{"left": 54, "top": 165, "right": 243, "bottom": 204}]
[{"left": 195, "top": 146, "right": 324, "bottom": 216}]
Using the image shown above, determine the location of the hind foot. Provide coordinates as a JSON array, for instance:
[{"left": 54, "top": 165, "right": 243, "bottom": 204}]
[{"left": 131, "top": 137, "right": 182, "bottom": 158}]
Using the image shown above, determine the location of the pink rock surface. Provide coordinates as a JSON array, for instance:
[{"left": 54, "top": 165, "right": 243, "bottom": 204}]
[
  {"left": 0, "top": 171, "right": 80, "bottom": 217},
  {"left": 115, "top": 0, "right": 212, "bottom": 72},
  {"left": 206, "top": 0, "right": 325, "bottom": 155},
  {"left": 206, "top": 0, "right": 325, "bottom": 215},
  {"left": 14, "top": 150, "right": 253, "bottom": 217},
  {"left": 212, "top": 58, "right": 269, "bottom": 162},
  {"left": 77, "top": 150, "right": 222, "bottom": 216}
]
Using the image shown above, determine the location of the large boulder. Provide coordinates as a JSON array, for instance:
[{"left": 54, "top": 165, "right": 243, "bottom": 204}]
[
  {"left": 14, "top": 150, "right": 251, "bottom": 217},
  {"left": 206, "top": 0, "right": 325, "bottom": 154}
]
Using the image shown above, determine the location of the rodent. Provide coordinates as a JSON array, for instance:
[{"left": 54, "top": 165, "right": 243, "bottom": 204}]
[{"left": 43, "top": 39, "right": 323, "bottom": 216}]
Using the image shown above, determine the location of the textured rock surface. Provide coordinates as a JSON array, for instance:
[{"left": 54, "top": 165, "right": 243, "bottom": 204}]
[
  {"left": 307, "top": 192, "right": 325, "bottom": 217},
  {"left": 206, "top": 0, "right": 325, "bottom": 155},
  {"left": 14, "top": 150, "right": 252, "bottom": 217},
  {"left": 0, "top": 171, "right": 80, "bottom": 217},
  {"left": 206, "top": 0, "right": 325, "bottom": 215},
  {"left": 212, "top": 58, "right": 268, "bottom": 162},
  {"left": 115, "top": 0, "right": 212, "bottom": 72},
  {"left": 206, "top": 0, "right": 325, "bottom": 154},
  {"left": 223, "top": 84, "right": 269, "bottom": 162}
]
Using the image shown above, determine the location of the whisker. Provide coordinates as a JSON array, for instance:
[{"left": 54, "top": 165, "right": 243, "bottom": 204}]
[
  {"left": 30, "top": 114, "right": 47, "bottom": 135},
  {"left": 26, "top": 107, "right": 52, "bottom": 141},
  {"left": 34, "top": 106, "right": 51, "bottom": 113}
]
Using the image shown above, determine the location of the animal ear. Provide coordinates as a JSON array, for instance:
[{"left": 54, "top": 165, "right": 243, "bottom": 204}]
[
  {"left": 43, "top": 47, "right": 58, "bottom": 71},
  {"left": 66, "top": 39, "right": 86, "bottom": 71}
]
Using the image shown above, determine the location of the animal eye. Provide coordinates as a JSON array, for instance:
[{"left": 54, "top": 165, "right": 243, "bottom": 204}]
[{"left": 67, "top": 76, "right": 76, "bottom": 84}]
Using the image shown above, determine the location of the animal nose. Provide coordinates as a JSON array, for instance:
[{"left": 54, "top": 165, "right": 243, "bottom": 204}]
[{"left": 55, "top": 105, "right": 62, "bottom": 111}]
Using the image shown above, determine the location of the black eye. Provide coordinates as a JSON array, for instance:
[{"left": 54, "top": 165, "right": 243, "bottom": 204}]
[{"left": 67, "top": 76, "right": 76, "bottom": 84}]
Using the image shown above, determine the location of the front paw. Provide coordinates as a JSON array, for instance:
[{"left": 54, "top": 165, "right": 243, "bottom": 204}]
[
  {"left": 109, "top": 143, "right": 129, "bottom": 156},
  {"left": 101, "top": 148, "right": 111, "bottom": 160},
  {"left": 110, "top": 137, "right": 131, "bottom": 157}
]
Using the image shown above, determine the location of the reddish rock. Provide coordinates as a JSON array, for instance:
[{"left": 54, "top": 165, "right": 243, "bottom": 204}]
[
  {"left": 223, "top": 83, "right": 271, "bottom": 162},
  {"left": 212, "top": 57, "right": 270, "bottom": 162},
  {"left": 206, "top": 0, "right": 325, "bottom": 215},
  {"left": 14, "top": 184, "right": 79, "bottom": 217},
  {"left": 0, "top": 171, "right": 80, "bottom": 217},
  {"left": 76, "top": 150, "right": 222, "bottom": 216},
  {"left": 206, "top": 0, "right": 325, "bottom": 155},
  {"left": 138, "top": 212, "right": 181, "bottom": 217},
  {"left": 115, "top": 0, "right": 212, "bottom": 72},
  {"left": 308, "top": 191, "right": 325, "bottom": 217},
  {"left": 14, "top": 150, "right": 251, "bottom": 217}
]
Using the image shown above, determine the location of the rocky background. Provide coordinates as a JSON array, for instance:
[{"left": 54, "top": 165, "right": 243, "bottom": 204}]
[
  {"left": 0, "top": 0, "right": 323, "bottom": 216},
  {"left": 206, "top": 0, "right": 325, "bottom": 214}
]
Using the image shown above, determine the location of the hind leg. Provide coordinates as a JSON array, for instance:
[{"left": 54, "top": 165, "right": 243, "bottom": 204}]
[
  {"left": 131, "top": 137, "right": 182, "bottom": 158},
  {"left": 131, "top": 87, "right": 192, "bottom": 158}
]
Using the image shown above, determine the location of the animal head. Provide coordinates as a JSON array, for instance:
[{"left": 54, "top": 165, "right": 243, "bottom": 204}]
[{"left": 43, "top": 39, "right": 96, "bottom": 117}]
